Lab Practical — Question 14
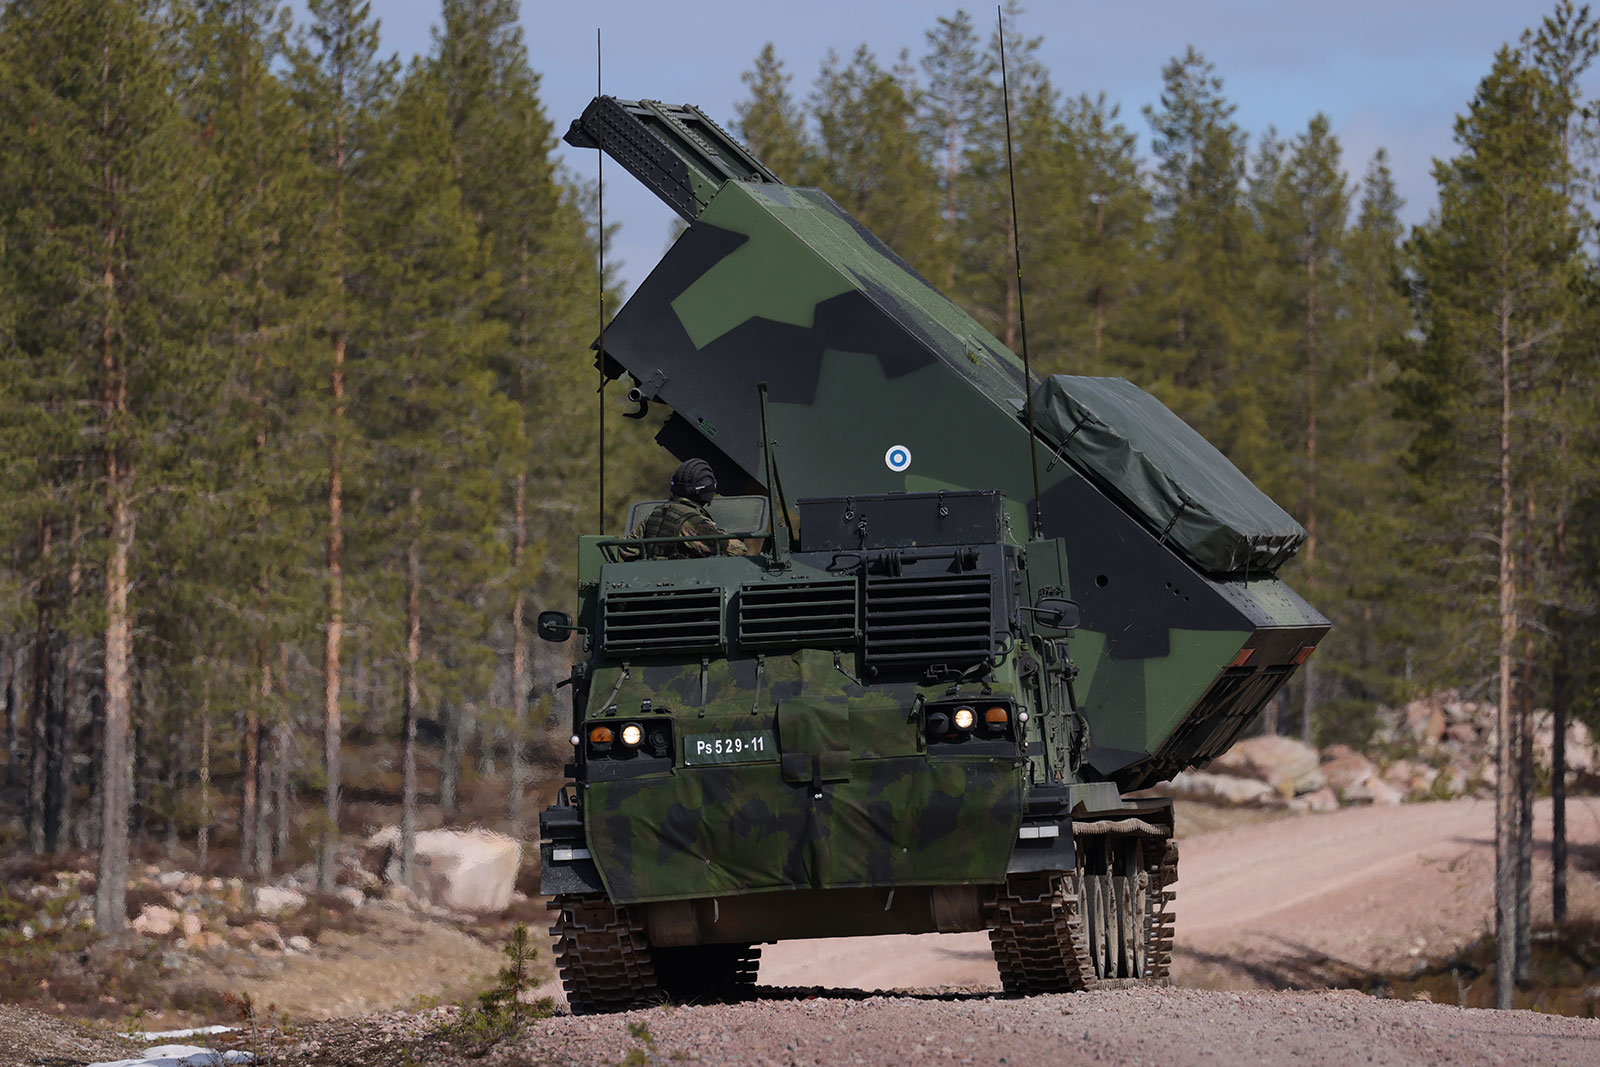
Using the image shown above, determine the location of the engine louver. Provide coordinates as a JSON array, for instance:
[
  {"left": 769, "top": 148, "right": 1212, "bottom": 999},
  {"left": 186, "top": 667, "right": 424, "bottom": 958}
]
[
  {"left": 738, "top": 580, "right": 857, "bottom": 650},
  {"left": 602, "top": 586, "right": 723, "bottom": 655},
  {"left": 864, "top": 572, "right": 993, "bottom": 675}
]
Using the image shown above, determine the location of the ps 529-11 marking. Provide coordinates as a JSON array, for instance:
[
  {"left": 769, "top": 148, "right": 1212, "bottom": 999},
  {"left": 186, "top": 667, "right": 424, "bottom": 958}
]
[{"left": 683, "top": 730, "right": 779, "bottom": 766}]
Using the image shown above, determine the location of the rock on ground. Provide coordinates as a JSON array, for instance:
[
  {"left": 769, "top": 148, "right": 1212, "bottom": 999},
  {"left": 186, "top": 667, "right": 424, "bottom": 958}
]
[
  {"left": 1209, "top": 735, "right": 1326, "bottom": 796},
  {"left": 368, "top": 827, "right": 521, "bottom": 913}
]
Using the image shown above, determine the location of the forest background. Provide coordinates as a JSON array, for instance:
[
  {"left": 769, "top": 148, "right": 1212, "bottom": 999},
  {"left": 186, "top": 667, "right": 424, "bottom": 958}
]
[{"left": 0, "top": 0, "right": 1597, "bottom": 949}]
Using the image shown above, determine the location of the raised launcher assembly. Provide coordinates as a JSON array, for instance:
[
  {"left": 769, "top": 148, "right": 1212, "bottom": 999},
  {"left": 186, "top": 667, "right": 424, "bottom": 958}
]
[{"left": 565, "top": 96, "right": 1329, "bottom": 794}]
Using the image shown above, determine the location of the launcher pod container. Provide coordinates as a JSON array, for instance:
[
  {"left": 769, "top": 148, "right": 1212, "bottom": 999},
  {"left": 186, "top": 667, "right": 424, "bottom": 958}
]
[{"left": 538, "top": 99, "right": 1330, "bottom": 1012}]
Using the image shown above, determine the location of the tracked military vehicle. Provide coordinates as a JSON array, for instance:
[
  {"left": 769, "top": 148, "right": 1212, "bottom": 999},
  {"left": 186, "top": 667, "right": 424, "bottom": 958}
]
[{"left": 537, "top": 98, "right": 1329, "bottom": 1013}]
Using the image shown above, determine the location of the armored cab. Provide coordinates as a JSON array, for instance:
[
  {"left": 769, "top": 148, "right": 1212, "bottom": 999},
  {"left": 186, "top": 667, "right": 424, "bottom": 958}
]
[{"left": 539, "top": 98, "right": 1328, "bottom": 1012}]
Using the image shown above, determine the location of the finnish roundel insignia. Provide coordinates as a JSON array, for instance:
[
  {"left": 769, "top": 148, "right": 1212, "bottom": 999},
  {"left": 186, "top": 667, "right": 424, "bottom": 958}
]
[{"left": 884, "top": 445, "right": 912, "bottom": 472}]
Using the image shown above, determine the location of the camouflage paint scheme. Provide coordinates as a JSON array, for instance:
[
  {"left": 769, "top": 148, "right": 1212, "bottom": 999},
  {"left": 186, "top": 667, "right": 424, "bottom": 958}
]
[
  {"left": 551, "top": 98, "right": 1330, "bottom": 916},
  {"left": 581, "top": 132, "right": 1329, "bottom": 790},
  {"left": 574, "top": 546, "right": 1028, "bottom": 904}
]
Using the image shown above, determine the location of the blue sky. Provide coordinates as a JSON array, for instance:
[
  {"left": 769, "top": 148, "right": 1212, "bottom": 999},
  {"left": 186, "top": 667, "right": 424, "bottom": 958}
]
[{"left": 322, "top": 1, "right": 1582, "bottom": 294}]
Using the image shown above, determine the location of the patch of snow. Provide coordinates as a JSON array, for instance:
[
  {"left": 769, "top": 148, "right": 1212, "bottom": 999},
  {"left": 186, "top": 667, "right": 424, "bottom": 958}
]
[
  {"left": 89, "top": 1046, "right": 254, "bottom": 1067},
  {"left": 117, "top": 1026, "right": 234, "bottom": 1041}
]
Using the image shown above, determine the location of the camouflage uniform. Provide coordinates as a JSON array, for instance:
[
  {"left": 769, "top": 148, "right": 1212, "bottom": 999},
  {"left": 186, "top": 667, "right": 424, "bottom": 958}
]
[{"left": 632, "top": 498, "right": 751, "bottom": 558}]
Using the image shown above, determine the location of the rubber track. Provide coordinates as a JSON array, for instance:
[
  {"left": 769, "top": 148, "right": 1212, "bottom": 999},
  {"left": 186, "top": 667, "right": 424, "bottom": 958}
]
[
  {"left": 549, "top": 893, "right": 659, "bottom": 1015},
  {"left": 988, "top": 870, "right": 1096, "bottom": 994}
]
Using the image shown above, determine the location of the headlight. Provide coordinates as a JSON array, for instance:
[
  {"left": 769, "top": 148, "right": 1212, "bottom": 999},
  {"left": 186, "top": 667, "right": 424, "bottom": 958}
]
[
  {"left": 952, "top": 706, "right": 976, "bottom": 731},
  {"left": 620, "top": 723, "right": 644, "bottom": 747}
]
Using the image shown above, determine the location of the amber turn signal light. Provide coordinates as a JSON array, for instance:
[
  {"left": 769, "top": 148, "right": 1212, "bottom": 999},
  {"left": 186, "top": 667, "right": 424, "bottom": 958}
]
[
  {"left": 984, "top": 707, "right": 1009, "bottom": 725},
  {"left": 588, "top": 725, "right": 614, "bottom": 745}
]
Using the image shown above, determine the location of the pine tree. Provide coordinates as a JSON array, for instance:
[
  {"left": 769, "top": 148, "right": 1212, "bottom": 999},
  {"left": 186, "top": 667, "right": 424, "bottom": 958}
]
[
  {"left": 0, "top": 0, "right": 215, "bottom": 929},
  {"left": 1407, "top": 47, "right": 1575, "bottom": 1009},
  {"left": 1030, "top": 92, "right": 1149, "bottom": 377},
  {"left": 733, "top": 43, "right": 813, "bottom": 184},
  {"left": 180, "top": 0, "right": 321, "bottom": 879},
  {"left": 1313, "top": 150, "right": 1415, "bottom": 736},
  {"left": 810, "top": 45, "right": 942, "bottom": 277},
  {"left": 291, "top": 0, "right": 396, "bottom": 893},
  {"left": 1255, "top": 114, "right": 1350, "bottom": 738},
  {"left": 1141, "top": 48, "right": 1258, "bottom": 459},
  {"left": 430, "top": 0, "right": 602, "bottom": 825},
  {"left": 355, "top": 58, "right": 510, "bottom": 884},
  {"left": 1521, "top": 0, "right": 1600, "bottom": 932},
  {"left": 918, "top": 12, "right": 984, "bottom": 293}
]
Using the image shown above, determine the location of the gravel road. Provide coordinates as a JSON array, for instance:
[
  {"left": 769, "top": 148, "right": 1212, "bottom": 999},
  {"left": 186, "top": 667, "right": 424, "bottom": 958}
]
[{"left": 472, "top": 986, "right": 1597, "bottom": 1067}]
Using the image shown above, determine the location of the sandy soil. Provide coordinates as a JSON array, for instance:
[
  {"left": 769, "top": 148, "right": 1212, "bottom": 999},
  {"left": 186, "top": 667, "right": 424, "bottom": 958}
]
[{"left": 199, "top": 906, "right": 507, "bottom": 1021}]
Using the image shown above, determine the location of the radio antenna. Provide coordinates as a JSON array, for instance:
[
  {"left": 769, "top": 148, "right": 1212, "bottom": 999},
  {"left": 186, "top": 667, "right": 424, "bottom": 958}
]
[
  {"left": 595, "top": 28, "right": 607, "bottom": 532},
  {"left": 998, "top": 6, "right": 1043, "bottom": 539}
]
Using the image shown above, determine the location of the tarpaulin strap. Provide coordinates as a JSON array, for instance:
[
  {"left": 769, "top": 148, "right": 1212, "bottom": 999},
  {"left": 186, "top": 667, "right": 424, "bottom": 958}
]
[
  {"left": 1044, "top": 411, "right": 1095, "bottom": 472},
  {"left": 1156, "top": 492, "right": 1196, "bottom": 546}
]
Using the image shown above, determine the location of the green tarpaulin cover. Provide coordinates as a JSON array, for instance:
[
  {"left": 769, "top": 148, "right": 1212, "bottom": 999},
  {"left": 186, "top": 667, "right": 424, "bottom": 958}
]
[{"left": 1030, "top": 375, "right": 1305, "bottom": 576}]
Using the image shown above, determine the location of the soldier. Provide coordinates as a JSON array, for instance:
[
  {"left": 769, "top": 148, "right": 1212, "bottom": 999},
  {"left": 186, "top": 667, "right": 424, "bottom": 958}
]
[{"left": 630, "top": 459, "right": 751, "bottom": 559}]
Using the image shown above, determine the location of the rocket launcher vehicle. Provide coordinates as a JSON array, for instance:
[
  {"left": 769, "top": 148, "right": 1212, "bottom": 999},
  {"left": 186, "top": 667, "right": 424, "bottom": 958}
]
[{"left": 566, "top": 97, "right": 1330, "bottom": 792}]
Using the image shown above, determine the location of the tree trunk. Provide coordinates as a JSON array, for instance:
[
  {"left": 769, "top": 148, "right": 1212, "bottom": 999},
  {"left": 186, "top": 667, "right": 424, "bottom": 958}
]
[
  {"left": 1552, "top": 466, "right": 1570, "bottom": 927},
  {"left": 320, "top": 326, "right": 346, "bottom": 894},
  {"left": 1552, "top": 617, "right": 1568, "bottom": 925},
  {"left": 1492, "top": 306, "right": 1517, "bottom": 1012},
  {"left": 197, "top": 681, "right": 211, "bottom": 871},
  {"left": 400, "top": 484, "right": 422, "bottom": 888},
  {"left": 254, "top": 712, "right": 273, "bottom": 878},
  {"left": 273, "top": 679, "right": 291, "bottom": 864},
  {"left": 1300, "top": 252, "right": 1319, "bottom": 746},
  {"left": 28, "top": 520, "right": 52, "bottom": 854},
  {"left": 78, "top": 687, "right": 103, "bottom": 852},
  {"left": 52, "top": 632, "right": 77, "bottom": 853},
  {"left": 3, "top": 637, "right": 17, "bottom": 788},
  {"left": 239, "top": 667, "right": 261, "bottom": 873},
  {"left": 439, "top": 699, "right": 461, "bottom": 816},
  {"left": 53, "top": 513, "right": 84, "bottom": 851},
  {"left": 1515, "top": 631, "right": 1535, "bottom": 981},
  {"left": 508, "top": 469, "right": 529, "bottom": 832},
  {"left": 44, "top": 627, "right": 67, "bottom": 853},
  {"left": 94, "top": 474, "right": 134, "bottom": 935}
]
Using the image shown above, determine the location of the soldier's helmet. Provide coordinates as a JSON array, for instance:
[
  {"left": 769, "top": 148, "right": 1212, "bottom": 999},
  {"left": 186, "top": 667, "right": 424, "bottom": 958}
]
[{"left": 670, "top": 459, "right": 716, "bottom": 504}]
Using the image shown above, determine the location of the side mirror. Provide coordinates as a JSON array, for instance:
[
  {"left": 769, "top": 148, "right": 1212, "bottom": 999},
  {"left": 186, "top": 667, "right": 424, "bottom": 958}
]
[
  {"left": 536, "top": 610, "right": 575, "bottom": 643},
  {"left": 1034, "top": 597, "right": 1081, "bottom": 631}
]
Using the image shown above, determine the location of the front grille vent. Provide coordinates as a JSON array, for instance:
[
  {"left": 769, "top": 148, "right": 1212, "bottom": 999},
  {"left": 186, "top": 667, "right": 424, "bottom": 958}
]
[
  {"left": 738, "top": 580, "right": 857, "bottom": 650},
  {"left": 602, "top": 586, "right": 723, "bottom": 655},
  {"left": 863, "top": 572, "right": 993, "bottom": 676}
]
